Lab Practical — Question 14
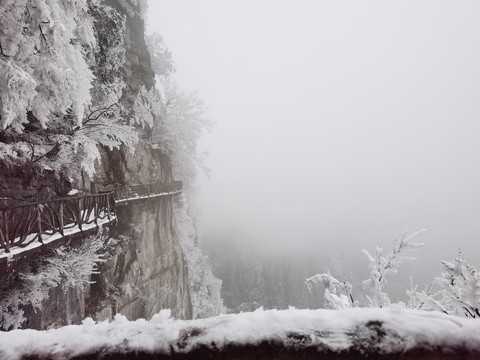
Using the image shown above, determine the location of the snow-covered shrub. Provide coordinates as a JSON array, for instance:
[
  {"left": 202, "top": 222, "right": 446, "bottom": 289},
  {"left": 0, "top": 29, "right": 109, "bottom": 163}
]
[
  {"left": 237, "top": 288, "right": 263, "bottom": 312},
  {"left": 0, "top": 234, "right": 105, "bottom": 330},
  {"left": 409, "top": 252, "right": 480, "bottom": 318},
  {"left": 362, "top": 229, "right": 426, "bottom": 308},
  {"left": 305, "top": 272, "right": 355, "bottom": 310},
  {"left": 305, "top": 230, "right": 425, "bottom": 310}
]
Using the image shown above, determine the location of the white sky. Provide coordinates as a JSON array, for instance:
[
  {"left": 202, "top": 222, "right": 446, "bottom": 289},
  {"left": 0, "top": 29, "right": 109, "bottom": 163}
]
[{"left": 147, "top": 1, "right": 480, "bottom": 282}]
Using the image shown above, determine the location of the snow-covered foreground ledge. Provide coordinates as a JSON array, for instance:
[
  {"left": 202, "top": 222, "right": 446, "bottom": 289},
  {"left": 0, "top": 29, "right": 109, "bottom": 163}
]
[{"left": 1, "top": 308, "right": 480, "bottom": 360}]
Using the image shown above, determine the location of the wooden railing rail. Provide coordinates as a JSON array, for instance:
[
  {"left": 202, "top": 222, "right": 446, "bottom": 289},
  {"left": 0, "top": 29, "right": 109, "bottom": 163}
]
[
  {"left": 114, "top": 180, "right": 183, "bottom": 202},
  {"left": 0, "top": 192, "right": 115, "bottom": 253},
  {"left": 0, "top": 181, "right": 183, "bottom": 253}
]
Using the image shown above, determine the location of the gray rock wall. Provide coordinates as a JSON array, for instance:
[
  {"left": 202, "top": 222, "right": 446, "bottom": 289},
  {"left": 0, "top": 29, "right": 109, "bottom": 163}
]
[{"left": 88, "top": 196, "right": 192, "bottom": 321}]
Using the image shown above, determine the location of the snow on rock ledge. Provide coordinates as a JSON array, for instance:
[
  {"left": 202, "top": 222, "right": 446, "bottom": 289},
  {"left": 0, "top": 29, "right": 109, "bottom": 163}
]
[{"left": 1, "top": 308, "right": 480, "bottom": 359}]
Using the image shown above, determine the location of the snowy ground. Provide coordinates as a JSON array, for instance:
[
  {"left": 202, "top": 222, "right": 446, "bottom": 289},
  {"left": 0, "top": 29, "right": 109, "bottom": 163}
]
[{"left": 1, "top": 307, "right": 479, "bottom": 359}]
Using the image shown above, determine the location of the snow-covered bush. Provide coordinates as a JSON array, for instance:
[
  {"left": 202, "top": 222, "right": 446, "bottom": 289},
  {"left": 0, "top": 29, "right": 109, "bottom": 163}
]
[
  {"left": 305, "top": 272, "right": 355, "bottom": 310},
  {"left": 409, "top": 252, "right": 480, "bottom": 318},
  {"left": 306, "top": 230, "right": 425, "bottom": 310},
  {"left": 306, "top": 230, "right": 480, "bottom": 320},
  {"left": 0, "top": 234, "right": 105, "bottom": 330},
  {"left": 362, "top": 229, "right": 426, "bottom": 308}
]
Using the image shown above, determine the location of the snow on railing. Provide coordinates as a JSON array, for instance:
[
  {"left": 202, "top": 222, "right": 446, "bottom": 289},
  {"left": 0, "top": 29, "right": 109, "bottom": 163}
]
[
  {"left": 114, "top": 180, "right": 183, "bottom": 204},
  {"left": 0, "top": 192, "right": 115, "bottom": 253},
  {"left": 0, "top": 181, "right": 183, "bottom": 253}
]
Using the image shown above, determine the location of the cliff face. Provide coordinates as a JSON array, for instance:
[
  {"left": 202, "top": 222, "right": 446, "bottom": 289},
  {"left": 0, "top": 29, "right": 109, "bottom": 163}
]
[
  {"left": 84, "top": 1, "right": 192, "bottom": 321},
  {"left": 87, "top": 142, "right": 192, "bottom": 321},
  {"left": 90, "top": 196, "right": 192, "bottom": 321},
  {"left": 0, "top": 1, "right": 193, "bottom": 329},
  {"left": 95, "top": 142, "right": 171, "bottom": 188}
]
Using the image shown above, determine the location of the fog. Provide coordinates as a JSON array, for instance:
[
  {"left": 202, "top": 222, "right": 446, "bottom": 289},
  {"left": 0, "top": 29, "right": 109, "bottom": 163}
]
[{"left": 148, "top": 1, "right": 480, "bottom": 285}]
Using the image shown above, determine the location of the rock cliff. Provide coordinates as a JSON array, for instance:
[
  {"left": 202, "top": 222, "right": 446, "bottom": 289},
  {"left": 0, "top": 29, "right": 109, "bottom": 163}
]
[{"left": 0, "top": 0, "right": 193, "bottom": 329}]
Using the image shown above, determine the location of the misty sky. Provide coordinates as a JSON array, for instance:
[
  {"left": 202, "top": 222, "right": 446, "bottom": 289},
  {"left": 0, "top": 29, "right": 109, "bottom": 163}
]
[{"left": 147, "top": 1, "right": 480, "bottom": 282}]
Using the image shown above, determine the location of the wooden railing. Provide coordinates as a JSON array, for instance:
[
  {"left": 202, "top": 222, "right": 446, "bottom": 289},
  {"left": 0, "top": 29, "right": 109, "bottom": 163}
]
[
  {"left": 0, "top": 181, "right": 183, "bottom": 253},
  {"left": 114, "top": 180, "right": 183, "bottom": 203},
  {"left": 0, "top": 192, "right": 115, "bottom": 253}
]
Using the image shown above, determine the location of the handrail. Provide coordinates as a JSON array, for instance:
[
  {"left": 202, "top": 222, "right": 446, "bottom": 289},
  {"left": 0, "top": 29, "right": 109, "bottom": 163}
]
[
  {"left": 114, "top": 180, "right": 183, "bottom": 202},
  {"left": 0, "top": 181, "right": 183, "bottom": 253},
  {"left": 0, "top": 192, "right": 115, "bottom": 253}
]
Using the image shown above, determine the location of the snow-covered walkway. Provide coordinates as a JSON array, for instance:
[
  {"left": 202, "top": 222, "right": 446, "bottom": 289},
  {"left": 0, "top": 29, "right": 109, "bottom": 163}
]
[
  {"left": 0, "top": 181, "right": 182, "bottom": 259},
  {"left": 1, "top": 307, "right": 479, "bottom": 359}
]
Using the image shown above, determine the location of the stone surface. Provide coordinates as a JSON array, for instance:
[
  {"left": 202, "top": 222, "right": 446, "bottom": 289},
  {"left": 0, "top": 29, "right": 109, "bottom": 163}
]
[
  {"left": 0, "top": 163, "right": 73, "bottom": 204},
  {"left": 0, "top": 0, "right": 192, "bottom": 330},
  {"left": 88, "top": 196, "right": 192, "bottom": 321},
  {"left": 94, "top": 142, "right": 172, "bottom": 189}
]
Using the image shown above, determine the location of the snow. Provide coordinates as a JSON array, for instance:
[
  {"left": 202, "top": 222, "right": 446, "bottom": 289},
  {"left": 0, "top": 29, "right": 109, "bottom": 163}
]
[
  {"left": 67, "top": 189, "right": 79, "bottom": 195},
  {"left": 0, "top": 308, "right": 479, "bottom": 359},
  {"left": 115, "top": 189, "right": 182, "bottom": 204}
]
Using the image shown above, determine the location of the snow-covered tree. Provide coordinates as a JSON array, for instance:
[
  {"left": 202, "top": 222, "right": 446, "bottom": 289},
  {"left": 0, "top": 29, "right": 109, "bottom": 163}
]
[
  {"left": 145, "top": 32, "right": 212, "bottom": 183},
  {"left": 89, "top": 2, "right": 127, "bottom": 109},
  {"left": 0, "top": 0, "right": 96, "bottom": 132},
  {"left": 409, "top": 252, "right": 480, "bottom": 318},
  {"left": 305, "top": 272, "right": 355, "bottom": 310},
  {"left": 152, "top": 79, "right": 212, "bottom": 182},
  {"left": 0, "top": 0, "right": 160, "bottom": 179},
  {"left": 148, "top": 22, "right": 221, "bottom": 318},
  {"left": 146, "top": 32, "right": 175, "bottom": 80},
  {"left": 361, "top": 229, "right": 426, "bottom": 308},
  {"left": 305, "top": 230, "right": 425, "bottom": 309},
  {"left": 131, "top": 86, "right": 162, "bottom": 129}
]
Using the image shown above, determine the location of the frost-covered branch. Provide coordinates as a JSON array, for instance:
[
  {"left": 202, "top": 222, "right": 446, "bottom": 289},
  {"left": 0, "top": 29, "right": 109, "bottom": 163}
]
[{"left": 362, "top": 229, "right": 426, "bottom": 308}]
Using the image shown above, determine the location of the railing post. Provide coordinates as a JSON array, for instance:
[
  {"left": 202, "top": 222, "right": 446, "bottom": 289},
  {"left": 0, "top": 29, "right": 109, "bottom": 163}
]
[
  {"left": 59, "top": 201, "right": 64, "bottom": 236},
  {"left": 0, "top": 210, "right": 8, "bottom": 253},
  {"left": 106, "top": 193, "right": 111, "bottom": 221},
  {"left": 2, "top": 211, "right": 10, "bottom": 247},
  {"left": 37, "top": 204, "right": 43, "bottom": 244},
  {"left": 77, "top": 198, "right": 83, "bottom": 231},
  {"left": 94, "top": 196, "right": 98, "bottom": 225}
]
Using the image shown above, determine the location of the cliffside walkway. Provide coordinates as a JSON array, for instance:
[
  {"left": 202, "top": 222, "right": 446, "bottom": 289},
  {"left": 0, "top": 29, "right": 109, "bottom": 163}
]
[
  {"left": 0, "top": 181, "right": 182, "bottom": 254},
  {"left": 115, "top": 180, "right": 183, "bottom": 205}
]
